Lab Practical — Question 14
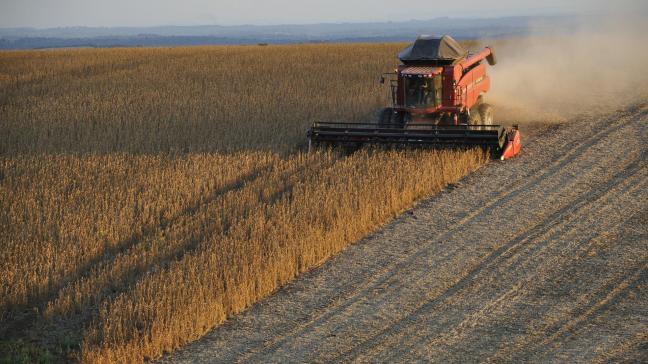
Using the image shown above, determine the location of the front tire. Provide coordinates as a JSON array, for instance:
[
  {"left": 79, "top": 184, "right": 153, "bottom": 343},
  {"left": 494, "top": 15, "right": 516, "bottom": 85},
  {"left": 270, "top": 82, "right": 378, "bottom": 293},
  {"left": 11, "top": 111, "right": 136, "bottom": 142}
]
[
  {"left": 377, "top": 108, "right": 394, "bottom": 126},
  {"left": 393, "top": 111, "right": 410, "bottom": 128},
  {"left": 479, "top": 104, "right": 494, "bottom": 125},
  {"left": 468, "top": 109, "right": 482, "bottom": 125}
]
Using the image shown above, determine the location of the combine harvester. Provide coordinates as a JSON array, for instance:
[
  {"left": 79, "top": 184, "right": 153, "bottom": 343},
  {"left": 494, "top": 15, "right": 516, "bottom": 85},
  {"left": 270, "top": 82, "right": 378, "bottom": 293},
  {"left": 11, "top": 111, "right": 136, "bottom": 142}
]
[{"left": 307, "top": 35, "right": 521, "bottom": 160}]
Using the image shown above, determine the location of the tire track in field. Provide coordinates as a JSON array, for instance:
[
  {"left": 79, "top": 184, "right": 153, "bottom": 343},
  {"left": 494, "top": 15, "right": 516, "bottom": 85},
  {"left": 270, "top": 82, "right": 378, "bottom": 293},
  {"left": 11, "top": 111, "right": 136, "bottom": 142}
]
[
  {"left": 386, "top": 189, "right": 648, "bottom": 363},
  {"left": 238, "top": 106, "right": 646, "bottom": 362},
  {"left": 591, "top": 327, "right": 648, "bottom": 364},
  {"left": 371, "top": 164, "right": 648, "bottom": 363},
  {"left": 336, "top": 150, "right": 647, "bottom": 363},
  {"left": 502, "top": 210, "right": 648, "bottom": 363},
  {"left": 531, "top": 265, "right": 648, "bottom": 360},
  {"left": 460, "top": 196, "right": 648, "bottom": 363}
]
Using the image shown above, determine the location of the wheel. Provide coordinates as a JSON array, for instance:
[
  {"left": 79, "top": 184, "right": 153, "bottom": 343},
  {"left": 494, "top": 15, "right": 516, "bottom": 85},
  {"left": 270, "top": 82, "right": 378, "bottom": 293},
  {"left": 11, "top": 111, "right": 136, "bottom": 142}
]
[
  {"left": 468, "top": 108, "right": 482, "bottom": 125},
  {"left": 377, "top": 108, "right": 394, "bottom": 126},
  {"left": 479, "top": 103, "right": 494, "bottom": 125},
  {"left": 393, "top": 111, "right": 410, "bottom": 128},
  {"left": 440, "top": 113, "right": 454, "bottom": 125}
]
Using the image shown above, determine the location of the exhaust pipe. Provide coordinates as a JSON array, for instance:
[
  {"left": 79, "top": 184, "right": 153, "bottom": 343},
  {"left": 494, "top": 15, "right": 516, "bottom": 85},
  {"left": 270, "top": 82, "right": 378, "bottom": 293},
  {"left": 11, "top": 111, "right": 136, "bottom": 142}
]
[{"left": 486, "top": 47, "right": 497, "bottom": 66}]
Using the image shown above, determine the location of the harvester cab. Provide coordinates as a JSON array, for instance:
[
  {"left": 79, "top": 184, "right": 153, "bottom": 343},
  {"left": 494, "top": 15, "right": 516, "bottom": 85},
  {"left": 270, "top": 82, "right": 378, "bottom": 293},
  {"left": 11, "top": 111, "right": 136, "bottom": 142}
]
[{"left": 308, "top": 35, "right": 521, "bottom": 160}]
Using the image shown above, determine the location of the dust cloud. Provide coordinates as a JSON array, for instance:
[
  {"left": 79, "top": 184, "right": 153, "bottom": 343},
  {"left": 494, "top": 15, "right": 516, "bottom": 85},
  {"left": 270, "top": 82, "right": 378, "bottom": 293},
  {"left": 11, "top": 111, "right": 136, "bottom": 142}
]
[{"left": 486, "top": 3, "right": 648, "bottom": 124}]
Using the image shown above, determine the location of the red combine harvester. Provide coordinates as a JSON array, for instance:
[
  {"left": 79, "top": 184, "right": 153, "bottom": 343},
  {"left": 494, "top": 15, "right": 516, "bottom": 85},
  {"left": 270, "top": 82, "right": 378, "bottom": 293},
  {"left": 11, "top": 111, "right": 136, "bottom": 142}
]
[{"left": 307, "top": 35, "right": 521, "bottom": 160}]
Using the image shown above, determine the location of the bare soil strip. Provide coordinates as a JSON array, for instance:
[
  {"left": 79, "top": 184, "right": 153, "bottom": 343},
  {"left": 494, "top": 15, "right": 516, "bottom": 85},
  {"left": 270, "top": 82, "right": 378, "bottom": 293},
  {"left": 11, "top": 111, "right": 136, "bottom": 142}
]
[{"left": 160, "top": 103, "right": 648, "bottom": 363}]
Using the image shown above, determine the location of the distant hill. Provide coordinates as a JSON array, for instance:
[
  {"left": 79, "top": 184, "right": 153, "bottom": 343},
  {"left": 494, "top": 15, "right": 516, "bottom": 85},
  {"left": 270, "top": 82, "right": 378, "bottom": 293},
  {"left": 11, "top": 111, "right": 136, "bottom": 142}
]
[{"left": 0, "top": 16, "right": 576, "bottom": 50}]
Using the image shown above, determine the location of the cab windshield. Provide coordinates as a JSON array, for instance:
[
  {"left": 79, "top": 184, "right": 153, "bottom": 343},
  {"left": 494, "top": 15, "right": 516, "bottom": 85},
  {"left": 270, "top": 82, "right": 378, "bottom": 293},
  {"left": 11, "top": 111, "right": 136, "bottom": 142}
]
[{"left": 404, "top": 75, "right": 442, "bottom": 108}]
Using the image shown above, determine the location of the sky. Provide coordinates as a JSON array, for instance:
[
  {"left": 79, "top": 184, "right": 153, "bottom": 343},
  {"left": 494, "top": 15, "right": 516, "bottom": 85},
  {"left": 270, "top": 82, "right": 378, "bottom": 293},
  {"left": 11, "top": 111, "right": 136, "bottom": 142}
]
[{"left": 0, "top": 0, "right": 632, "bottom": 28}]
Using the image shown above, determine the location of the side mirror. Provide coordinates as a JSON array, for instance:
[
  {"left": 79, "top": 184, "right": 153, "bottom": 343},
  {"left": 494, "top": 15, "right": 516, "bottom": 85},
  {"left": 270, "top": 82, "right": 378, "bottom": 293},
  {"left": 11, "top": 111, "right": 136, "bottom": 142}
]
[{"left": 379, "top": 77, "right": 385, "bottom": 84}]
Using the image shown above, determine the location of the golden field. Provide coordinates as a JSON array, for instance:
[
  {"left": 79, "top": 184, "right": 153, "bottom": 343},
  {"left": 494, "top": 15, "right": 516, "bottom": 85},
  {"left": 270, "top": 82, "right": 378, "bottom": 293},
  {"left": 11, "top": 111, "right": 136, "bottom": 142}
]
[{"left": 0, "top": 43, "right": 486, "bottom": 363}]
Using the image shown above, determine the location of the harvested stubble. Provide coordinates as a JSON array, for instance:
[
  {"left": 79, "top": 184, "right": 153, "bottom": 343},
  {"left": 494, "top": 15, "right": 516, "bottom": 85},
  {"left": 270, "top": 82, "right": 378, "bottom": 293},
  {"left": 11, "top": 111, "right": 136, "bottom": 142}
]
[{"left": 0, "top": 43, "right": 486, "bottom": 363}]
